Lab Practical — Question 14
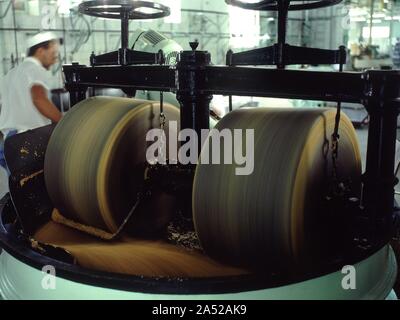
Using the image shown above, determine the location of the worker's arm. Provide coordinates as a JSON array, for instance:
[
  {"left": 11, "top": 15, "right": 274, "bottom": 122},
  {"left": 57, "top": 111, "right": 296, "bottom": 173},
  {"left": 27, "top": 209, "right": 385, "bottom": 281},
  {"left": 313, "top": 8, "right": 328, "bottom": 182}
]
[{"left": 31, "top": 85, "right": 62, "bottom": 123}]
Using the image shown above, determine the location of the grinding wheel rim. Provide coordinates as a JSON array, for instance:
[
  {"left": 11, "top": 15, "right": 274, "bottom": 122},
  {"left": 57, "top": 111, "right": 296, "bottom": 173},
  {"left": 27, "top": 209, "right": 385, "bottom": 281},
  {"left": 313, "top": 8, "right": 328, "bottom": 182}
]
[
  {"left": 290, "top": 109, "right": 362, "bottom": 262},
  {"left": 45, "top": 96, "right": 180, "bottom": 234},
  {"left": 97, "top": 105, "right": 154, "bottom": 232},
  {"left": 192, "top": 107, "right": 361, "bottom": 271}
]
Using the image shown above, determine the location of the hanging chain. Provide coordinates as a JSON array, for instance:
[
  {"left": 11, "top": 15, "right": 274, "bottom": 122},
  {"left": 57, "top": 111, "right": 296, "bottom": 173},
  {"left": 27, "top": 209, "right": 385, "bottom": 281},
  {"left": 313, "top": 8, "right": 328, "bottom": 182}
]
[
  {"left": 158, "top": 91, "right": 167, "bottom": 164},
  {"left": 160, "top": 91, "right": 166, "bottom": 130},
  {"left": 159, "top": 54, "right": 166, "bottom": 132},
  {"left": 331, "top": 106, "right": 341, "bottom": 191},
  {"left": 330, "top": 62, "right": 345, "bottom": 197},
  {"left": 115, "top": 91, "right": 168, "bottom": 237}
]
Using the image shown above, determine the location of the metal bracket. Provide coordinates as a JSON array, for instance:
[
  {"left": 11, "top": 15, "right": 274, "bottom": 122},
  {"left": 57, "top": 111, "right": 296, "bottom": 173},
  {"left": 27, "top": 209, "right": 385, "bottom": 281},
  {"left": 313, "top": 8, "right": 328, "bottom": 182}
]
[
  {"left": 90, "top": 48, "right": 165, "bottom": 66},
  {"left": 227, "top": 44, "right": 347, "bottom": 67},
  {"left": 226, "top": 0, "right": 346, "bottom": 69}
]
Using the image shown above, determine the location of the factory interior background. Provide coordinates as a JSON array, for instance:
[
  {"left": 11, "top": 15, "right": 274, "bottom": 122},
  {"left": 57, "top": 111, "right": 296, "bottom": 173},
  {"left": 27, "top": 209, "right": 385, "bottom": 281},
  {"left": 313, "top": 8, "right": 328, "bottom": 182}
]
[
  {"left": 0, "top": 0, "right": 399, "bottom": 300},
  {"left": 1, "top": 0, "right": 399, "bottom": 89}
]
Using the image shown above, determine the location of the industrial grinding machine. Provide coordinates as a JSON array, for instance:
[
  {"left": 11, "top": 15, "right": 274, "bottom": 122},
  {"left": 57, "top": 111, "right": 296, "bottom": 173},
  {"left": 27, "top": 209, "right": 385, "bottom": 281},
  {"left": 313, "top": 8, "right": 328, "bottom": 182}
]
[{"left": 0, "top": 0, "right": 399, "bottom": 299}]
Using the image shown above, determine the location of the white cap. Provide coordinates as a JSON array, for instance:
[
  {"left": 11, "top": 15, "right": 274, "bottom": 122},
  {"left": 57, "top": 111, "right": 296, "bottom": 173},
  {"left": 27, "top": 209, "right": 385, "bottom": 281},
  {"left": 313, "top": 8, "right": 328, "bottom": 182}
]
[{"left": 27, "top": 31, "right": 62, "bottom": 53}]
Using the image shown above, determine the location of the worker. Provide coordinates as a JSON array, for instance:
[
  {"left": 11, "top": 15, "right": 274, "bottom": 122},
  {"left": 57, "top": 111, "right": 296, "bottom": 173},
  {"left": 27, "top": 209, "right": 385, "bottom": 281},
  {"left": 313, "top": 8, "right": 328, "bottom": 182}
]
[{"left": 0, "top": 31, "right": 63, "bottom": 174}]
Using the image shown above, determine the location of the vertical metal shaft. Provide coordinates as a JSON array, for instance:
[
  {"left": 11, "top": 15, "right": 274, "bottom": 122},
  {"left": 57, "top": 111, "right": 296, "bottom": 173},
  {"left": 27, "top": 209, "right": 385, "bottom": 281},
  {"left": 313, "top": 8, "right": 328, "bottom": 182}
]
[
  {"left": 178, "top": 96, "right": 211, "bottom": 135},
  {"left": 364, "top": 104, "right": 398, "bottom": 243},
  {"left": 176, "top": 44, "right": 212, "bottom": 154},
  {"left": 277, "top": 0, "right": 290, "bottom": 69},
  {"left": 121, "top": 11, "right": 129, "bottom": 49},
  {"left": 363, "top": 71, "right": 400, "bottom": 243}
]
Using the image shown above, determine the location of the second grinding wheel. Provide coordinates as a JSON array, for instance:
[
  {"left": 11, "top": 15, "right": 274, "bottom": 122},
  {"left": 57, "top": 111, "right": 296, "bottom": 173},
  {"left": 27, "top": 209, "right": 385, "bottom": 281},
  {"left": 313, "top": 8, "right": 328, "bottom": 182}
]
[
  {"left": 45, "top": 96, "right": 180, "bottom": 235},
  {"left": 193, "top": 107, "right": 362, "bottom": 272}
]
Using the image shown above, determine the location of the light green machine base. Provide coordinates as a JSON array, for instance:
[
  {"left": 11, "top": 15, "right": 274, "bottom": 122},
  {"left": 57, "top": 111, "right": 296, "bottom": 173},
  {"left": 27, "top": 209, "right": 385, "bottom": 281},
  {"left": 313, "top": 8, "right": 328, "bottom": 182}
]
[{"left": 0, "top": 245, "right": 397, "bottom": 300}]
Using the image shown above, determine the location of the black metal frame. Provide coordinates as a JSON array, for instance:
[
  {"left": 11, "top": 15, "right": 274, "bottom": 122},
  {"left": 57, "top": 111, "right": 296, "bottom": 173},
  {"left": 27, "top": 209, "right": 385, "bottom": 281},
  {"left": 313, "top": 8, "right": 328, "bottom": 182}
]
[
  {"left": 225, "top": 0, "right": 346, "bottom": 68},
  {"left": 47, "top": 0, "right": 400, "bottom": 275},
  {"left": 63, "top": 47, "right": 400, "bottom": 253}
]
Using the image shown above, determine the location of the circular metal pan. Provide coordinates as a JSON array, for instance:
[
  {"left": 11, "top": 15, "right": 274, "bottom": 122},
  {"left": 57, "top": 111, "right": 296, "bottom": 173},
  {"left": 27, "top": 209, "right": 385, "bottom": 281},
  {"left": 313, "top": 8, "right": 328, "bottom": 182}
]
[
  {"left": 45, "top": 97, "right": 179, "bottom": 235},
  {"left": 193, "top": 108, "right": 362, "bottom": 272}
]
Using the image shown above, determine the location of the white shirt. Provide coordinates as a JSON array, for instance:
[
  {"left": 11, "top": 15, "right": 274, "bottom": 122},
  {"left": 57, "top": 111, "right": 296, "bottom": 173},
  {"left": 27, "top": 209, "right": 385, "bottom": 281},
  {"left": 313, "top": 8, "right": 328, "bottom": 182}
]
[{"left": 0, "top": 57, "right": 52, "bottom": 136}]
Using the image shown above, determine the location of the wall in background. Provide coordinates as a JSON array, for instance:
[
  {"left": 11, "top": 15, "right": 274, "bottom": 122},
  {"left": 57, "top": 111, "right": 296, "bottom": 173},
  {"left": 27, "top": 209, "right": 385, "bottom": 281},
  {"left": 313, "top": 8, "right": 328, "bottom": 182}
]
[
  {"left": 2, "top": 0, "right": 395, "bottom": 90},
  {"left": 0, "top": 0, "right": 232, "bottom": 88}
]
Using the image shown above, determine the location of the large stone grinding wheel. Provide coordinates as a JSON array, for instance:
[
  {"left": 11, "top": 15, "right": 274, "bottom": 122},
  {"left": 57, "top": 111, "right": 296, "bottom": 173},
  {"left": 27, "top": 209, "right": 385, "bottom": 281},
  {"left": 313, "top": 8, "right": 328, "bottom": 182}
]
[
  {"left": 45, "top": 97, "right": 180, "bottom": 235},
  {"left": 193, "top": 108, "right": 362, "bottom": 272}
]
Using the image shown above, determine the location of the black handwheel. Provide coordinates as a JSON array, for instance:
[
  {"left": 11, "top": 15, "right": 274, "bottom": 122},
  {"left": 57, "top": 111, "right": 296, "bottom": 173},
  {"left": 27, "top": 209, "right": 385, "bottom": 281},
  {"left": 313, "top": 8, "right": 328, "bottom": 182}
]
[
  {"left": 225, "top": 0, "right": 343, "bottom": 11},
  {"left": 79, "top": 0, "right": 170, "bottom": 20}
]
